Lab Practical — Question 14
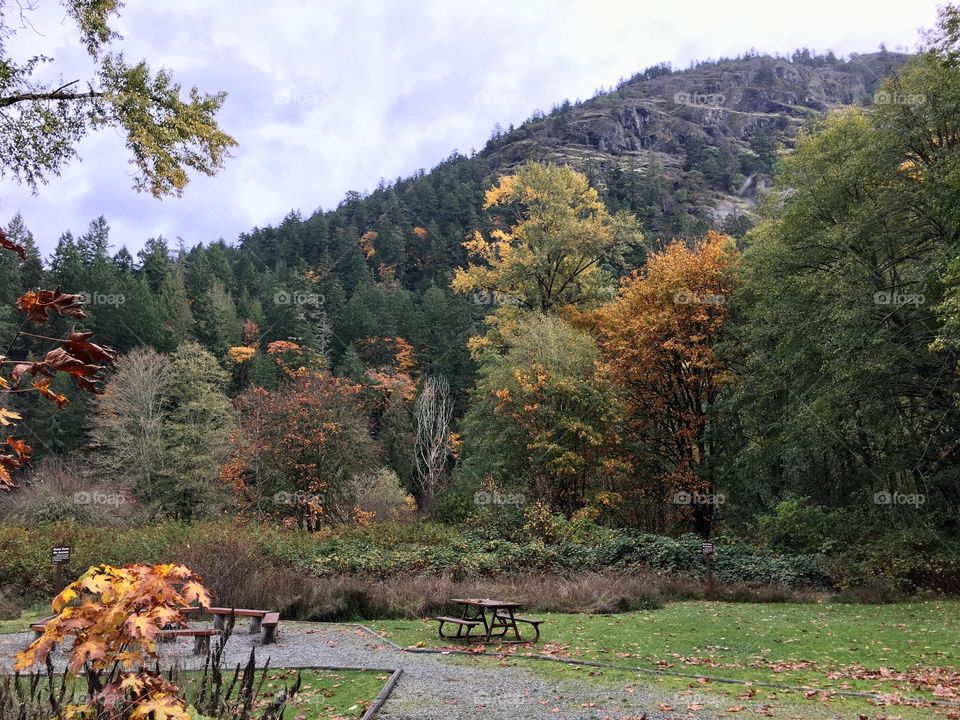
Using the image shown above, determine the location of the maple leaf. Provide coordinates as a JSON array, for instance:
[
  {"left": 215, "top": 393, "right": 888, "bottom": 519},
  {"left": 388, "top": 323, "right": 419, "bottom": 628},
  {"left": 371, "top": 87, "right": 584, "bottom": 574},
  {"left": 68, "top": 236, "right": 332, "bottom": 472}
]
[
  {"left": 0, "top": 228, "right": 26, "bottom": 260},
  {"left": 52, "top": 586, "right": 79, "bottom": 613},
  {"left": 16, "top": 288, "right": 86, "bottom": 323},
  {"left": 71, "top": 638, "right": 108, "bottom": 672},
  {"left": 33, "top": 378, "right": 70, "bottom": 408},
  {"left": 12, "top": 361, "right": 51, "bottom": 385},
  {"left": 125, "top": 614, "right": 159, "bottom": 643},
  {"left": 128, "top": 695, "right": 191, "bottom": 720},
  {"left": 42, "top": 347, "right": 104, "bottom": 392},
  {"left": 0, "top": 408, "right": 21, "bottom": 426},
  {"left": 63, "top": 331, "right": 117, "bottom": 366}
]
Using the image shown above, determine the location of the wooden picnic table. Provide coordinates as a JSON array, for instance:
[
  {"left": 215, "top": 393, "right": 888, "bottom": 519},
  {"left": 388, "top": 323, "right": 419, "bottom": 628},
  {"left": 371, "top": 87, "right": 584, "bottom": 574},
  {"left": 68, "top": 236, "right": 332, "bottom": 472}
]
[{"left": 434, "top": 598, "right": 543, "bottom": 643}]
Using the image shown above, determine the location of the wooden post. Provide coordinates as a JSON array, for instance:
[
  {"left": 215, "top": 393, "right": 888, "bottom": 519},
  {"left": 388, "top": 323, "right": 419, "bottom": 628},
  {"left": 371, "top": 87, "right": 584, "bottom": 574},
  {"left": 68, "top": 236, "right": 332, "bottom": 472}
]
[
  {"left": 51, "top": 546, "right": 71, "bottom": 593},
  {"left": 702, "top": 541, "right": 714, "bottom": 599}
]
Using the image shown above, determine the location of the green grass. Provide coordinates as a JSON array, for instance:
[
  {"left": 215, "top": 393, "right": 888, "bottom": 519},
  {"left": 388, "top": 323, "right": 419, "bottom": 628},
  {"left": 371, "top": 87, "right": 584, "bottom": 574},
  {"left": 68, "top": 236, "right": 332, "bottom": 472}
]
[
  {"left": 193, "top": 668, "right": 386, "bottom": 719},
  {"left": 0, "top": 606, "right": 47, "bottom": 634},
  {"left": 456, "top": 657, "right": 954, "bottom": 719},
  {"left": 368, "top": 600, "right": 960, "bottom": 718}
]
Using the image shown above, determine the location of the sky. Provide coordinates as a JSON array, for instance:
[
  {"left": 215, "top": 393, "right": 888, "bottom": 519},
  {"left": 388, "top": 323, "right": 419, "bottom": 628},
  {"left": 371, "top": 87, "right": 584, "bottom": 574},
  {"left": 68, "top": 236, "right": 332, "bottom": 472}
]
[{"left": 0, "top": 0, "right": 942, "bottom": 257}]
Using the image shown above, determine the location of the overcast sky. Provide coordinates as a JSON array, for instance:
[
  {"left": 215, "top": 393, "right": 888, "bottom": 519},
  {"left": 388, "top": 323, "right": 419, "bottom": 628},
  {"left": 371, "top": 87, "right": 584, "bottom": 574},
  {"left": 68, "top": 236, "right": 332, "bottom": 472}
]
[{"left": 0, "top": 0, "right": 941, "bottom": 257}]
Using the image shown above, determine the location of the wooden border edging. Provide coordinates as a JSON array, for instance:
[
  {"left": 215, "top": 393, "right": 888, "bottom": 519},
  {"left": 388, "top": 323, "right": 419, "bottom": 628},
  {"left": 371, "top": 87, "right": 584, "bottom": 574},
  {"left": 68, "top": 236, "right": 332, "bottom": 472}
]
[{"left": 360, "top": 668, "right": 403, "bottom": 720}]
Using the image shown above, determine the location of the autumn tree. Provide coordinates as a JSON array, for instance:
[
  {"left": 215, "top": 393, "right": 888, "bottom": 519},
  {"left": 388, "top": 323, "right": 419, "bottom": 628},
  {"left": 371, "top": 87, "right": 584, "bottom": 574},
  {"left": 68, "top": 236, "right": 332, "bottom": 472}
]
[
  {"left": 591, "top": 231, "right": 738, "bottom": 536},
  {"left": 459, "top": 313, "right": 626, "bottom": 514},
  {"left": 452, "top": 162, "right": 640, "bottom": 312},
  {"left": 0, "top": 1, "right": 236, "bottom": 196},
  {"left": 16, "top": 563, "right": 211, "bottom": 720},
  {"left": 0, "top": 232, "right": 117, "bottom": 488},
  {"left": 224, "top": 360, "right": 378, "bottom": 529}
]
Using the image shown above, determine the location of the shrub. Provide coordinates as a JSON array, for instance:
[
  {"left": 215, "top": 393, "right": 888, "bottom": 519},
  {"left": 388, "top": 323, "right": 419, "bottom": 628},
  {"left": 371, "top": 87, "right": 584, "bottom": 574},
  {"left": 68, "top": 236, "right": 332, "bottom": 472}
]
[{"left": 352, "top": 467, "right": 415, "bottom": 522}]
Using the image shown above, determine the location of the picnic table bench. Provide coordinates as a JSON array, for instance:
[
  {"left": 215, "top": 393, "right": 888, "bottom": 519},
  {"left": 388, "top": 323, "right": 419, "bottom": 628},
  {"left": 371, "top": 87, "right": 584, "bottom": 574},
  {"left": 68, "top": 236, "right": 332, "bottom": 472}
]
[
  {"left": 30, "top": 615, "right": 57, "bottom": 640},
  {"left": 29, "top": 606, "right": 280, "bottom": 648},
  {"left": 156, "top": 628, "right": 222, "bottom": 655},
  {"left": 435, "top": 598, "right": 543, "bottom": 643},
  {"left": 206, "top": 607, "right": 280, "bottom": 643}
]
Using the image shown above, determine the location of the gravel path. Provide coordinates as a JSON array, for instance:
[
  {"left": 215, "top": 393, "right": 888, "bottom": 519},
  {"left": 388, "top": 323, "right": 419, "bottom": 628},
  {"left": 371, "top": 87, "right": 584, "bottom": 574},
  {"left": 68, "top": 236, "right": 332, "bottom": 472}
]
[{"left": 1, "top": 622, "right": 721, "bottom": 719}]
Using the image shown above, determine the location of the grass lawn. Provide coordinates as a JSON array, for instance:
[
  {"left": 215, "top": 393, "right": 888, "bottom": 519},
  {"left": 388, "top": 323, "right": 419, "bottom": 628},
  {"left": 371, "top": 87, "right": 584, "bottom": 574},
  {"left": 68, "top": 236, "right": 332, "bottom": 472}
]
[
  {"left": 0, "top": 606, "right": 48, "bottom": 634},
  {"left": 190, "top": 668, "right": 386, "bottom": 719},
  {"left": 368, "top": 600, "right": 960, "bottom": 718}
]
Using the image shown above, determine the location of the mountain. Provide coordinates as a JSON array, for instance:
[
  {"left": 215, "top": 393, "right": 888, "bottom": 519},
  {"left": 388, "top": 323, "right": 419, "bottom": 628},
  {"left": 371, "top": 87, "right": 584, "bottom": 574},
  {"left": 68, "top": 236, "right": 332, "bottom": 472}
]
[
  {"left": 241, "top": 50, "right": 911, "bottom": 280},
  {"left": 478, "top": 50, "right": 909, "bottom": 237}
]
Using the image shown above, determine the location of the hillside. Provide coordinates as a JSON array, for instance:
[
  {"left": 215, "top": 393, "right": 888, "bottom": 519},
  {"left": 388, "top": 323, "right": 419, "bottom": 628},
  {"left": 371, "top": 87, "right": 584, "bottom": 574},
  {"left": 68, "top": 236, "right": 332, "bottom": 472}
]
[{"left": 479, "top": 50, "right": 909, "bottom": 235}]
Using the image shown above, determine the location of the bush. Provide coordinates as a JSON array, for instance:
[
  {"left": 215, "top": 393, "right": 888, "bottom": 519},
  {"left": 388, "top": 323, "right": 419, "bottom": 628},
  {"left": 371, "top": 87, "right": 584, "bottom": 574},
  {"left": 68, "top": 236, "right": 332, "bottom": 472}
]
[
  {"left": 756, "top": 498, "right": 836, "bottom": 554},
  {"left": 352, "top": 467, "right": 415, "bottom": 522},
  {"left": 0, "top": 456, "right": 134, "bottom": 526}
]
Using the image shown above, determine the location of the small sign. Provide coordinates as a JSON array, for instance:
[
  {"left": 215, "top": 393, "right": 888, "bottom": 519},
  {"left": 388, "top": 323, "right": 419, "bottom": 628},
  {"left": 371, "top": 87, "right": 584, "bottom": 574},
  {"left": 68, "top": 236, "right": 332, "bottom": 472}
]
[
  {"left": 52, "top": 546, "right": 71, "bottom": 564},
  {"left": 701, "top": 542, "right": 714, "bottom": 555}
]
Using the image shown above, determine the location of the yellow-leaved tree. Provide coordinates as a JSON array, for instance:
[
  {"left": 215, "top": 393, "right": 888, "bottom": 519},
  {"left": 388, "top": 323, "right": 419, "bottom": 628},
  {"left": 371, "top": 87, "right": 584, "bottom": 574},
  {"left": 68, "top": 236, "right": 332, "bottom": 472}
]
[
  {"left": 452, "top": 162, "right": 641, "bottom": 313},
  {"left": 16, "top": 563, "right": 211, "bottom": 720}
]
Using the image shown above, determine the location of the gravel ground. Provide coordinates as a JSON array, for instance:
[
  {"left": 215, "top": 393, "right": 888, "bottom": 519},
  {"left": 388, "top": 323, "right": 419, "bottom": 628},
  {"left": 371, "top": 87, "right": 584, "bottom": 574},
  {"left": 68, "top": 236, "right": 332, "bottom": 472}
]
[{"left": 1, "top": 622, "right": 721, "bottom": 719}]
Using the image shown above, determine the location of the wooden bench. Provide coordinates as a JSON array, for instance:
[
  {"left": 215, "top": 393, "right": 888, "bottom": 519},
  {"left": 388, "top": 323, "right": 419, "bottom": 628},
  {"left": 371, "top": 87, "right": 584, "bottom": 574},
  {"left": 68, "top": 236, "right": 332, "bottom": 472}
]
[
  {"left": 496, "top": 612, "right": 544, "bottom": 642},
  {"left": 261, "top": 612, "right": 279, "bottom": 644},
  {"left": 30, "top": 615, "right": 57, "bottom": 640},
  {"left": 206, "top": 607, "right": 270, "bottom": 634},
  {"left": 434, "top": 616, "right": 481, "bottom": 640},
  {"left": 156, "top": 628, "right": 222, "bottom": 655}
]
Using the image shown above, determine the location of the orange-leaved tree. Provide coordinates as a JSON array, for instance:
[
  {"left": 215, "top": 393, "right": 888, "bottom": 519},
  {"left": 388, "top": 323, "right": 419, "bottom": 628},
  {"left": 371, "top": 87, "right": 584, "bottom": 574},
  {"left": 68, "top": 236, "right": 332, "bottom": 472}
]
[
  {"left": 0, "top": 229, "right": 117, "bottom": 489},
  {"left": 223, "top": 347, "right": 379, "bottom": 528},
  {"left": 16, "top": 563, "right": 211, "bottom": 720},
  {"left": 591, "top": 231, "right": 738, "bottom": 536}
]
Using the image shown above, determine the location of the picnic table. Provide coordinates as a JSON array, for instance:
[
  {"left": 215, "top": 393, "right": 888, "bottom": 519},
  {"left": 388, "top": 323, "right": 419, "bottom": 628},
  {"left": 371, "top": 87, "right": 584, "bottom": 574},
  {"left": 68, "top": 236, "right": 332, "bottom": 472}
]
[{"left": 434, "top": 598, "right": 543, "bottom": 643}]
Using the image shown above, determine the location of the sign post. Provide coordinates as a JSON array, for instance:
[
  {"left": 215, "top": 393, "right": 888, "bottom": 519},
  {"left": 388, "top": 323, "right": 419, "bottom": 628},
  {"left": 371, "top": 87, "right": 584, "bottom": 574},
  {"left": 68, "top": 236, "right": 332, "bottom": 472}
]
[
  {"left": 51, "top": 546, "right": 71, "bottom": 593},
  {"left": 701, "top": 541, "right": 714, "bottom": 598}
]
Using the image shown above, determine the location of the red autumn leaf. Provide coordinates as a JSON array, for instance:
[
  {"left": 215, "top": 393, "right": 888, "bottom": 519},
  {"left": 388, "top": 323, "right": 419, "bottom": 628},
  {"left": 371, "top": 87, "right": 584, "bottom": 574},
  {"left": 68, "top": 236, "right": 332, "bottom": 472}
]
[
  {"left": 42, "top": 347, "right": 104, "bottom": 393},
  {"left": 0, "top": 228, "right": 26, "bottom": 261},
  {"left": 63, "top": 331, "right": 117, "bottom": 366},
  {"left": 16, "top": 288, "right": 86, "bottom": 323},
  {"left": 12, "top": 362, "right": 50, "bottom": 386},
  {"left": 32, "top": 378, "right": 71, "bottom": 408},
  {"left": 6, "top": 437, "right": 31, "bottom": 459}
]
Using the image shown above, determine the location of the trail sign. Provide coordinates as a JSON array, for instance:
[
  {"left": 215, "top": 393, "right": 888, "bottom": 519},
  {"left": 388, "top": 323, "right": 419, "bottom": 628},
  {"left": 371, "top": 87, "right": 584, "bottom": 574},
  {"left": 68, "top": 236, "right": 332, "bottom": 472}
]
[
  {"left": 51, "top": 545, "right": 71, "bottom": 593},
  {"left": 701, "top": 542, "right": 714, "bottom": 555}
]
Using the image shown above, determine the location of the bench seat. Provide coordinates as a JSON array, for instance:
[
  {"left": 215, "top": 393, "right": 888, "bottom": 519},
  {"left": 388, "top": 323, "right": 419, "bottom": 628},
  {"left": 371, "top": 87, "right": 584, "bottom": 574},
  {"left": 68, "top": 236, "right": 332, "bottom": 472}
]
[
  {"left": 434, "top": 616, "right": 482, "bottom": 639},
  {"left": 156, "top": 627, "right": 222, "bottom": 655},
  {"left": 261, "top": 612, "right": 280, "bottom": 644}
]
